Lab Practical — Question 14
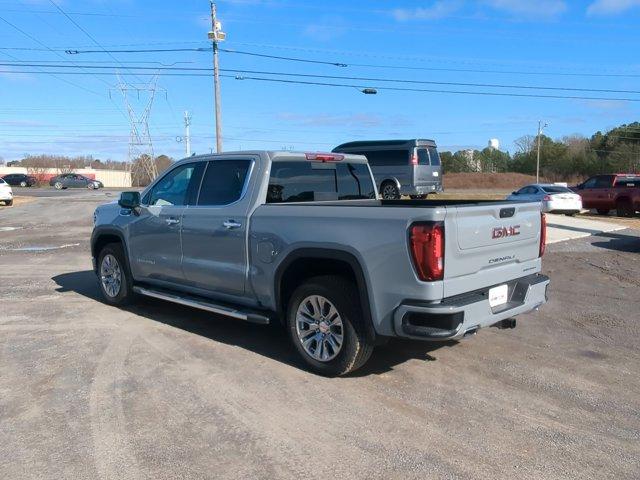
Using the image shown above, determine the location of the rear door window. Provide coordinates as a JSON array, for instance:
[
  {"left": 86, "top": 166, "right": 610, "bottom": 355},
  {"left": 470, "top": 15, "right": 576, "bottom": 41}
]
[
  {"left": 594, "top": 176, "right": 613, "bottom": 188},
  {"left": 197, "top": 160, "right": 252, "bottom": 206}
]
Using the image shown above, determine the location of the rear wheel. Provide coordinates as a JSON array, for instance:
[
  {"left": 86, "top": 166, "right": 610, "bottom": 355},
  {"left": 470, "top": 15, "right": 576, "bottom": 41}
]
[
  {"left": 616, "top": 199, "right": 634, "bottom": 218},
  {"left": 97, "top": 243, "right": 135, "bottom": 306},
  {"left": 380, "top": 182, "right": 400, "bottom": 200},
  {"left": 287, "top": 275, "right": 374, "bottom": 376},
  {"left": 596, "top": 209, "right": 609, "bottom": 215}
]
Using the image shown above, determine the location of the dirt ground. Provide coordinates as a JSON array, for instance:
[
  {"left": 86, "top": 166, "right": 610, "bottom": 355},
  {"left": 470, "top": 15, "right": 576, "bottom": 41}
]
[{"left": 1, "top": 191, "right": 639, "bottom": 480}]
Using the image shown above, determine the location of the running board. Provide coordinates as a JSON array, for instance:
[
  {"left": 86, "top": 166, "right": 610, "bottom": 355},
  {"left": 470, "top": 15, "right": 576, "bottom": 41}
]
[{"left": 133, "top": 286, "right": 271, "bottom": 325}]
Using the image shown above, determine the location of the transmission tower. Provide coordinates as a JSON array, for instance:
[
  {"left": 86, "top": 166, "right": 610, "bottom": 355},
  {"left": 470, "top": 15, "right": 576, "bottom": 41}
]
[{"left": 111, "top": 74, "right": 165, "bottom": 182}]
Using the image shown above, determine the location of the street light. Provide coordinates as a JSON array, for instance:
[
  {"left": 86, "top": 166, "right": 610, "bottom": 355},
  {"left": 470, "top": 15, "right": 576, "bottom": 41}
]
[{"left": 536, "top": 120, "right": 548, "bottom": 183}]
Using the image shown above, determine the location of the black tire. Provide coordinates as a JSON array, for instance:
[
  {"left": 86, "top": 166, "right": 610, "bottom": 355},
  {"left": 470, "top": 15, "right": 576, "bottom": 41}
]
[
  {"left": 409, "top": 194, "right": 428, "bottom": 200},
  {"left": 380, "top": 182, "right": 400, "bottom": 200},
  {"left": 286, "top": 275, "right": 374, "bottom": 376},
  {"left": 596, "top": 209, "right": 609, "bottom": 216},
  {"left": 97, "top": 243, "right": 135, "bottom": 306},
  {"left": 616, "top": 200, "right": 634, "bottom": 218},
  {"left": 20, "top": 181, "right": 27, "bottom": 187},
  {"left": 5, "top": 199, "right": 13, "bottom": 206},
  {"left": 54, "top": 182, "right": 63, "bottom": 190}
]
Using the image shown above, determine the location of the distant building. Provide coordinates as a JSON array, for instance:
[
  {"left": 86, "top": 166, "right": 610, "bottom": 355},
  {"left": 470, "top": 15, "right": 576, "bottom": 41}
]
[{"left": 488, "top": 138, "right": 500, "bottom": 150}]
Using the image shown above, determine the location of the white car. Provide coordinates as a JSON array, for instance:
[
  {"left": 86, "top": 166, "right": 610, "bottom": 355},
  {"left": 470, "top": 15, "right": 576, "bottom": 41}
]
[
  {"left": 508, "top": 183, "right": 582, "bottom": 216},
  {"left": 0, "top": 178, "right": 13, "bottom": 206}
]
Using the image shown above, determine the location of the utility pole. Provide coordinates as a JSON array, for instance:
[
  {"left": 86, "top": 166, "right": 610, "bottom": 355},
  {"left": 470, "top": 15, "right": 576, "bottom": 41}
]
[
  {"left": 184, "top": 110, "right": 192, "bottom": 157},
  {"left": 536, "top": 120, "right": 547, "bottom": 183},
  {"left": 209, "top": 1, "right": 226, "bottom": 153}
]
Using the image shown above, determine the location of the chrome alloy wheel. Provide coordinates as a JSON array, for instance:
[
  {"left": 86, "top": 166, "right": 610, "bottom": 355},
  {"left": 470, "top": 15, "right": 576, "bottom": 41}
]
[
  {"left": 100, "top": 254, "right": 122, "bottom": 298},
  {"left": 295, "top": 295, "right": 344, "bottom": 362}
]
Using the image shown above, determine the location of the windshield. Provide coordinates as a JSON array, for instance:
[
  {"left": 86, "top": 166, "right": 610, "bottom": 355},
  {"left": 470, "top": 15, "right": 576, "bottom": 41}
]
[{"left": 541, "top": 185, "right": 572, "bottom": 194}]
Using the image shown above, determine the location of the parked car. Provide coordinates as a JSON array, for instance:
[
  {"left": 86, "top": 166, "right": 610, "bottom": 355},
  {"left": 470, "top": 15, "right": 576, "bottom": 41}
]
[
  {"left": 507, "top": 184, "right": 582, "bottom": 216},
  {"left": 333, "top": 139, "right": 443, "bottom": 199},
  {"left": 49, "top": 174, "right": 103, "bottom": 190},
  {"left": 91, "top": 151, "right": 549, "bottom": 376},
  {"left": 1, "top": 173, "right": 37, "bottom": 187},
  {"left": 573, "top": 174, "right": 640, "bottom": 217},
  {"left": 0, "top": 178, "right": 14, "bottom": 206}
]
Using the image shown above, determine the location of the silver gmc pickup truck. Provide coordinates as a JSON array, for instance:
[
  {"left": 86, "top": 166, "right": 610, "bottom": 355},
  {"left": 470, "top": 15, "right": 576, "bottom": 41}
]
[{"left": 91, "top": 151, "right": 549, "bottom": 375}]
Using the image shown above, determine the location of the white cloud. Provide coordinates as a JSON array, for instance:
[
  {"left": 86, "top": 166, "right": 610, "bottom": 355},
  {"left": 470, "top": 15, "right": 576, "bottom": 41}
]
[
  {"left": 587, "top": 0, "right": 640, "bottom": 16},
  {"left": 392, "top": 1, "right": 463, "bottom": 21},
  {"left": 483, "top": 0, "right": 568, "bottom": 19}
]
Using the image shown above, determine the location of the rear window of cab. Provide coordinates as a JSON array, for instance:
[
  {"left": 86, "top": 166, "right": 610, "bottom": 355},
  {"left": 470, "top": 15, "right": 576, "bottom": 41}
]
[{"left": 267, "top": 161, "right": 375, "bottom": 203}]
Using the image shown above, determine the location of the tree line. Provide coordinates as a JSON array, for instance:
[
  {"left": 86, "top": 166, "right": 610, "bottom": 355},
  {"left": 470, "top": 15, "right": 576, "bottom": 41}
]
[{"left": 440, "top": 122, "right": 640, "bottom": 181}]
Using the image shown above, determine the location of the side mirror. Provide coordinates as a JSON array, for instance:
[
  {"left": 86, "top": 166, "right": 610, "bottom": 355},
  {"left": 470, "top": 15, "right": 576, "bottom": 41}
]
[
  {"left": 118, "top": 191, "right": 140, "bottom": 209},
  {"left": 512, "top": 191, "right": 518, "bottom": 195}
]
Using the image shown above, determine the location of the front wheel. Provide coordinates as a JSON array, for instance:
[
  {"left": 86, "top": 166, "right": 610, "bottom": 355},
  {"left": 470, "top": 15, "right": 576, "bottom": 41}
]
[
  {"left": 97, "top": 243, "right": 135, "bottom": 306},
  {"left": 287, "top": 275, "right": 374, "bottom": 376},
  {"left": 54, "top": 182, "right": 63, "bottom": 190},
  {"left": 4, "top": 199, "right": 13, "bottom": 206},
  {"left": 20, "top": 181, "right": 27, "bottom": 187}
]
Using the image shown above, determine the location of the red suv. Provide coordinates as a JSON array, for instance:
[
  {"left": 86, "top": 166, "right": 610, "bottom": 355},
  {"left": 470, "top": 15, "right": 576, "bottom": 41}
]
[{"left": 574, "top": 174, "right": 640, "bottom": 217}]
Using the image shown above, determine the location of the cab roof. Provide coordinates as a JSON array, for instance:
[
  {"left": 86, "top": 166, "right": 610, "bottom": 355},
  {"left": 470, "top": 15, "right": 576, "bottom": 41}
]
[{"left": 333, "top": 139, "right": 437, "bottom": 150}]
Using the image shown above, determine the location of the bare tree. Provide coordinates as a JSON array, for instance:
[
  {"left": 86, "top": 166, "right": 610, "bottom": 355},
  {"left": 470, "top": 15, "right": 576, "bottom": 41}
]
[{"left": 513, "top": 135, "right": 535, "bottom": 155}]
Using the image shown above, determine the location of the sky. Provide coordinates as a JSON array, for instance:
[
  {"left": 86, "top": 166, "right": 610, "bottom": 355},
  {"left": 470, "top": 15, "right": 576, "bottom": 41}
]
[{"left": 1, "top": 0, "right": 640, "bottom": 162}]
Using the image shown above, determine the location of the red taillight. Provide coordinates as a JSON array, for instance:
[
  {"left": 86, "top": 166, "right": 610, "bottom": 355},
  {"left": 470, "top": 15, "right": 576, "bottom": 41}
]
[
  {"left": 539, "top": 213, "right": 547, "bottom": 257},
  {"left": 410, "top": 153, "right": 418, "bottom": 165},
  {"left": 409, "top": 223, "right": 444, "bottom": 281},
  {"left": 305, "top": 153, "right": 344, "bottom": 162}
]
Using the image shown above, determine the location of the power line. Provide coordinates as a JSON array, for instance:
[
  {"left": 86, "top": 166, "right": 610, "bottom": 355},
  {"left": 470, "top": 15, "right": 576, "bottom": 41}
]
[
  {"left": 3, "top": 62, "right": 640, "bottom": 96},
  {"left": 46, "top": 0, "right": 146, "bottom": 84},
  {"left": 3, "top": 68, "right": 640, "bottom": 102},
  {"left": 0, "top": 18, "right": 102, "bottom": 96},
  {"left": 64, "top": 44, "right": 640, "bottom": 79},
  {"left": 229, "top": 75, "right": 640, "bottom": 102}
]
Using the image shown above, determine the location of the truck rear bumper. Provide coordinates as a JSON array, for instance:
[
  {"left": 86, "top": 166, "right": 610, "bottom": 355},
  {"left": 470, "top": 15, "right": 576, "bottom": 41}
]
[{"left": 393, "top": 273, "right": 549, "bottom": 340}]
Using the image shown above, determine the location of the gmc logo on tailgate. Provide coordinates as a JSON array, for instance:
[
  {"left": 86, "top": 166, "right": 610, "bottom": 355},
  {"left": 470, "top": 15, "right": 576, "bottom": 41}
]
[{"left": 492, "top": 225, "right": 521, "bottom": 239}]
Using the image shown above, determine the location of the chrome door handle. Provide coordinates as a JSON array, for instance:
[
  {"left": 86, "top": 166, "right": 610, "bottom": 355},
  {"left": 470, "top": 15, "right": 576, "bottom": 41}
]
[
  {"left": 165, "top": 218, "right": 180, "bottom": 225},
  {"left": 223, "top": 220, "right": 242, "bottom": 229}
]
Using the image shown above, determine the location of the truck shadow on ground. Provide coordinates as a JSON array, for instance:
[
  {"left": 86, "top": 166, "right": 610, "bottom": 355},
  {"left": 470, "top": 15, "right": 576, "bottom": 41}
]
[
  {"left": 52, "top": 270, "right": 453, "bottom": 376},
  {"left": 591, "top": 231, "right": 640, "bottom": 253}
]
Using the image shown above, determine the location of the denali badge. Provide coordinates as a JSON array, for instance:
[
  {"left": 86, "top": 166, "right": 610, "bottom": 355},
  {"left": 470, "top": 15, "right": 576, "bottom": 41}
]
[{"left": 492, "top": 225, "right": 521, "bottom": 239}]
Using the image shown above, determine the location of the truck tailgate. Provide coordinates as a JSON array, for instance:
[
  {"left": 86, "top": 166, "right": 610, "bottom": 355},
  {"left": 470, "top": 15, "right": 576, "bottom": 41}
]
[{"left": 443, "top": 201, "right": 542, "bottom": 297}]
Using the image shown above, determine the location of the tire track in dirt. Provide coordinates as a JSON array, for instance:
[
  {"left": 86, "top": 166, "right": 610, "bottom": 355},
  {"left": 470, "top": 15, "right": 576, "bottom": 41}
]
[{"left": 89, "top": 328, "right": 142, "bottom": 480}]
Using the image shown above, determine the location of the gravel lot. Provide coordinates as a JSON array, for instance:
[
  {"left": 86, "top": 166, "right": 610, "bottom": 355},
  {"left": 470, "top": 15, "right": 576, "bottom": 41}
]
[{"left": 1, "top": 191, "right": 639, "bottom": 480}]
